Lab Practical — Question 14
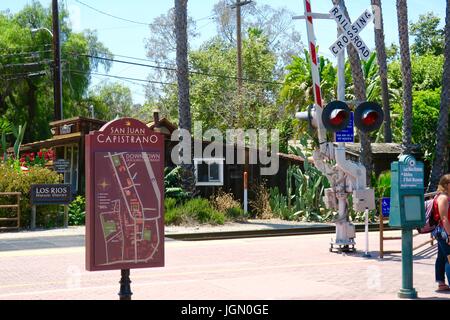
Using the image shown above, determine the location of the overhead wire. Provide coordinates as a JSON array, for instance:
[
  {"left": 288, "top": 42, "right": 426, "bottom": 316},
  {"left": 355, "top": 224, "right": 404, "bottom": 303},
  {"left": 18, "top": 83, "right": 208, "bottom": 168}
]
[
  {"left": 74, "top": 0, "right": 151, "bottom": 26},
  {"left": 72, "top": 52, "right": 283, "bottom": 85}
]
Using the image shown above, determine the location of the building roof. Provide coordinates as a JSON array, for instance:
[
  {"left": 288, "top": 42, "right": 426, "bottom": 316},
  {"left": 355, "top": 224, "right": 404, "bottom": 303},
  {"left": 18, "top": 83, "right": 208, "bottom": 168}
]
[
  {"left": 340, "top": 143, "right": 403, "bottom": 156},
  {"left": 147, "top": 118, "right": 178, "bottom": 135},
  {"left": 17, "top": 132, "right": 82, "bottom": 151},
  {"left": 49, "top": 116, "right": 106, "bottom": 127}
]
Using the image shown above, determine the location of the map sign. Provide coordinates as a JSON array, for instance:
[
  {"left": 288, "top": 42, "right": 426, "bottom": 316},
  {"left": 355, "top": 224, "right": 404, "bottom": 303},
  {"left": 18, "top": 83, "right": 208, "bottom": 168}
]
[{"left": 85, "top": 118, "right": 164, "bottom": 271}]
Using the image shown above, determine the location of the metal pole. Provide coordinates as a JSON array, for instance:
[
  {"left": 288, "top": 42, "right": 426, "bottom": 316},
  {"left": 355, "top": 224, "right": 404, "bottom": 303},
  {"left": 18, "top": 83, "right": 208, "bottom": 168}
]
[
  {"left": 63, "top": 204, "right": 68, "bottom": 228},
  {"left": 31, "top": 205, "right": 36, "bottom": 230},
  {"left": 118, "top": 269, "right": 133, "bottom": 300},
  {"left": 52, "top": 0, "right": 63, "bottom": 121},
  {"left": 398, "top": 229, "right": 417, "bottom": 299}
]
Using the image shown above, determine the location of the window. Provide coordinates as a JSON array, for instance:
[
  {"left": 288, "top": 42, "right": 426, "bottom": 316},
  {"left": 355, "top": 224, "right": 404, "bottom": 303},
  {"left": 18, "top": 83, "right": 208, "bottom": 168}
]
[{"left": 193, "top": 158, "right": 224, "bottom": 186}]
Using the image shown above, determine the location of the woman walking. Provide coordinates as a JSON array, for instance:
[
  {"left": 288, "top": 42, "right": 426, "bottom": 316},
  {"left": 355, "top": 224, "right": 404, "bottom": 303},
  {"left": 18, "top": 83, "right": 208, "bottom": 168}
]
[{"left": 434, "top": 174, "right": 450, "bottom": 291}]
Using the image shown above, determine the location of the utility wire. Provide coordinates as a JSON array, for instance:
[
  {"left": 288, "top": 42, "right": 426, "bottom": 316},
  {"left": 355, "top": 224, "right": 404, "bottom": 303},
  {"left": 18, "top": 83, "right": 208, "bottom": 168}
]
[
  {"left": 0, "top": 50, "right": 53, "bottom": 59},
  {"left": 72, "top": 53, "right": 283, "bottom": 85},
  {"left": 75, "top": 0, "right": 151, "bottom": 26},
  {"left": 68, "top": 69, "right": 177, "bottom": 86}
]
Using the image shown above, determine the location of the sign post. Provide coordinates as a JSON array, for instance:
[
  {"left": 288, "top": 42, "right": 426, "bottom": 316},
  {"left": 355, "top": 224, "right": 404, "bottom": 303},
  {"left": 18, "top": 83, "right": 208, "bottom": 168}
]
[
  {"left": 389, "top": 155, "right": 425, "bottom": 299},
  {"left": 30, "top": 184, "right": 72, "bottom": 229},
  {"left": 85, "top": 118, "right": 165, "bottom": 300}
]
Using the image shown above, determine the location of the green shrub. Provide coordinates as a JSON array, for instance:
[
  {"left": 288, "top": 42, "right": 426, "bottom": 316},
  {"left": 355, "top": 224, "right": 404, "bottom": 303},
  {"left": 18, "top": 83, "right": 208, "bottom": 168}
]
[
  {"left": 225, "top": 207, "right": 246, "bottom": 221},
  {"left": 164, "top": 197, "right": 177, "bottom": 212},
  {"left": 164, "top": 198, "right": 225, "bottom": 225},
  {"left": 0, "top": 164, "right": 61, "bottom": 228},
  {"left": 164, "top": 167, "right": 189, "bottom": 201},
  {"left": 68, "top": 196, "right": 85, "bottom": 226}
]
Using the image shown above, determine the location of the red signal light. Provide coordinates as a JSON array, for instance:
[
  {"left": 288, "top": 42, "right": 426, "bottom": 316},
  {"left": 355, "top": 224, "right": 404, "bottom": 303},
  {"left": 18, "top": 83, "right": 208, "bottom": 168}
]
[
  {"left": 361, "top": 110, "right": 379, "bottom": 126},
  {"left": 322, "top": 101, "right": 351, "bottom": 132},
  {"left": 354, "top": 102, "right": 384, "bottom": 133},
  {"left": 329, "top": 109, "right": 348, "bottom": 126}
]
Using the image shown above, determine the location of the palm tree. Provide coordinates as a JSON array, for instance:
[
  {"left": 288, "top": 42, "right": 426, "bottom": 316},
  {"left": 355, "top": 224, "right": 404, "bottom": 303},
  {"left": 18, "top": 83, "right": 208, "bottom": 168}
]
[
  {"left": 428, "top": 0, "right": 450, "bottom": 191},
  {"left": 175, "top": 0, "right": 196, "bottom": 195},
  {"left": 396, "top": 0, "right": 413, "bottom": 154},
  {"left": 332, "top": 0, "right": 373, "bottom": 183},
  {"left": 371, "top": 0, "right": 393, "bottom": 143}
]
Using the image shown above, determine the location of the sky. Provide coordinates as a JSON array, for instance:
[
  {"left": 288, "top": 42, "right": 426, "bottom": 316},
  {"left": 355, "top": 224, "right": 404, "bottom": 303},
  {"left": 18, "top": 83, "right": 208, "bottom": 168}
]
[{"left": 2, "top": 0, "right": 447, "bottom": 106}]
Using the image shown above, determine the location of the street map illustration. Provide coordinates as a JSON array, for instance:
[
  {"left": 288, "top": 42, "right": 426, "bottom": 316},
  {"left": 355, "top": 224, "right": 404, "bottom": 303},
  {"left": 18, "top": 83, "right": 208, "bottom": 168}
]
[{"left": 94, "top": 151, "right": 163, "bottom": 267}]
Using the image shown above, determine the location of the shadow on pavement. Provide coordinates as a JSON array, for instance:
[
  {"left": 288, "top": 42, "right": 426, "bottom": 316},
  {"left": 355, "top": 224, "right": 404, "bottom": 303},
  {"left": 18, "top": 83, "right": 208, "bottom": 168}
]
[{"left": 0, "top": 235, "right": 85, "bottom": 251}]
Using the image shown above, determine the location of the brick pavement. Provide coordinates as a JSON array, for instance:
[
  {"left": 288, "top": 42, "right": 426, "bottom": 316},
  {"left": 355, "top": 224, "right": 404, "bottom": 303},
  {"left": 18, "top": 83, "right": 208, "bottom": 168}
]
[{"left": 0, "top": 230, "right": 448, "bottom": 300}]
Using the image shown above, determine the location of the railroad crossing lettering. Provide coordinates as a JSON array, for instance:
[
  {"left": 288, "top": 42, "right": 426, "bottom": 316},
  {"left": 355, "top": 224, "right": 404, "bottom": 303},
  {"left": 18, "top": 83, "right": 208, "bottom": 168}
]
[{"left": 329, "top": 5, "right": 373, "bottom": 60}]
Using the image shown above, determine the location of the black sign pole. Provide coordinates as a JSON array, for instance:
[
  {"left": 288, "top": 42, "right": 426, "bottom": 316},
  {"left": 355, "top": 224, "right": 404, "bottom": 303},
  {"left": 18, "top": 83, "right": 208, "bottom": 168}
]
[{"left": 118, "top": 269, "right": 132, "bottom": 300}]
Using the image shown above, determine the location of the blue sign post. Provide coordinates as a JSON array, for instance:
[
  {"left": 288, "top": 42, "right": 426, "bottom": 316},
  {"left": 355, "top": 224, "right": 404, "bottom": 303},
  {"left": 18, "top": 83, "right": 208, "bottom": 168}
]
[{"left": 335, "top": 112, "right": 354, "bottom": 142}]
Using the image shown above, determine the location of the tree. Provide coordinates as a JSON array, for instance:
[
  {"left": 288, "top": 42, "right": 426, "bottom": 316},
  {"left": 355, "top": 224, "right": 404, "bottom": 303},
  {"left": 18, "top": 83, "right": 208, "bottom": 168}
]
[
  {"left": 396, "top": 0, "right": 413, "bottom": 154},
  {"left": 428, "top": 0, "right": 450, "bottom": 191},
  {"left": 0, "top": 1, "right": 112, "bottom": 143},
  {"left": 410, "top": 12, "right": 445, "bottom": 56},
  {"left": 371, "top": 0, "right": 392, "bottom": 142},
  {"left": 86, "top": 82, "right": 133, "bottom": 121},
  {"left": 212, "top": 1, "right": 303, "bottom": 76},
  {"left": 175, "top": 0, "right": 196, "bottom": 196},
  {"left": 332, "top": 0, "right": 373, "bottom": 183}
]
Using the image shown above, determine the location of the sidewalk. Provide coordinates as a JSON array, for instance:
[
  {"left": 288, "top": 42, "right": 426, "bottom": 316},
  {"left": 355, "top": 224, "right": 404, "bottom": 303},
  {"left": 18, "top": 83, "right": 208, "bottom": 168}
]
[
  {"left": 0, "top": 226, "right": 447, "bottom": 300},
  {"left": 0, "top": 219, "right": 330, "bottom": 248}
]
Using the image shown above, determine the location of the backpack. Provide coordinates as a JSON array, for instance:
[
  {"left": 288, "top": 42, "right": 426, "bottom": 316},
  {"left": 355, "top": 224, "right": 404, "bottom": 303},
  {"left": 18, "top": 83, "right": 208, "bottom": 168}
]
[{"left": 417, "top": 195, "right": 439, "bottom": 234}]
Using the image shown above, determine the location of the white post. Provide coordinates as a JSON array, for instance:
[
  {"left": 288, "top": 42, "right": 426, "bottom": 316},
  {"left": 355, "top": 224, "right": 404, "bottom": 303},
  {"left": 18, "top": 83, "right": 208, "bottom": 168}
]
[
  {"left": 243, "top": 171, "right": 248, "bottom": 214},
  {"left": 364, "top": 208, "right": 370, "bottom": 257}
]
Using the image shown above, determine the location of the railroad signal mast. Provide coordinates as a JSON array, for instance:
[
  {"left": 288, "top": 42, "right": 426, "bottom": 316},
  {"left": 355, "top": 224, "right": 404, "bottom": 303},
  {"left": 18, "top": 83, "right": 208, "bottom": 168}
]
[{"left": 294, "top": 0, "right": 384, "bottom": 253}]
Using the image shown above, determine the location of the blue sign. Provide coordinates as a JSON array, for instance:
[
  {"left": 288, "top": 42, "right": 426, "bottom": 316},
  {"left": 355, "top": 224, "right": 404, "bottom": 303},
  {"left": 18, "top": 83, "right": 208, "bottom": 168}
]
[
  {"left": 382, "top": 197, "right": 390, "bottom": 217},
  {"left": 335, "top": 112, "right": 354, "bottom": 142}
]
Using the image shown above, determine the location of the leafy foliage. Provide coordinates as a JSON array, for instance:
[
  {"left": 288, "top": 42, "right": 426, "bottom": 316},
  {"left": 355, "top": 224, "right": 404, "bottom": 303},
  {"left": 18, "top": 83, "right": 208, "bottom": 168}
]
[
  {"left": 391, "top": 89, "right": 441, "bottom": 161},
  {"left": 410, "top": 12, "right": 444, "bottom": 56},
  {"left": 0, "top": 1, "right": 112, "bottom": 143},
  {"left": 0, "top": 164, "right": 61, "bottom": 228},
  {"left": 68, "top": 195, "right": 85, "bottom": 226},
  {"left": 164, "top": 166, "right": 189, "bottom": 201},
  {"left": 165, "top": 198, "right": 225, "bottom": 225}
]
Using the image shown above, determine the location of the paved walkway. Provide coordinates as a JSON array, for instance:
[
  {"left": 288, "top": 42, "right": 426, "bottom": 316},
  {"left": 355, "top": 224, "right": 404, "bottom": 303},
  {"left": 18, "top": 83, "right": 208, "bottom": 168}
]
[{"left": 0, "top": 224, "right": 448, "bottom": 300}]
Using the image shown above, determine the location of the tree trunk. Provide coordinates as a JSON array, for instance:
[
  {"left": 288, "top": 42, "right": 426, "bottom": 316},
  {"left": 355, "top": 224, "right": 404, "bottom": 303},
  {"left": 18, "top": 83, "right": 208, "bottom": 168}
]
[
  {"left": 396, "top": 0, "right": 413, "bottom": 154},
  {"left": 333, "top": 0, "right": 373, "bottom": 184},
  {"left": 175, "top": 0, "right": 196, "bottom": 195},
  {"left": 428, "top": 0, "right": 450, "bottom": 192},
  {"left": 371, "top": 0, "right": 392, "bottom": 143}
]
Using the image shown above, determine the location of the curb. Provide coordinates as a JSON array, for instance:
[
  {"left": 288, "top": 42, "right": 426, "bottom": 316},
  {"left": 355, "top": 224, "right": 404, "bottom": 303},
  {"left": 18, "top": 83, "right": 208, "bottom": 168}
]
[{"left": 166, "top": 223, "right": 399, "bottom": 241}]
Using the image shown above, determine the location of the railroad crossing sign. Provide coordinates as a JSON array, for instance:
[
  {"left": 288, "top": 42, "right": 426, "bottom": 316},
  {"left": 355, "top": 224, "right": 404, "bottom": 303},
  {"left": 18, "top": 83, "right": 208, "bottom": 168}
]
[{"left": 329, "top": 5, "right": 374, "bottom": 61}]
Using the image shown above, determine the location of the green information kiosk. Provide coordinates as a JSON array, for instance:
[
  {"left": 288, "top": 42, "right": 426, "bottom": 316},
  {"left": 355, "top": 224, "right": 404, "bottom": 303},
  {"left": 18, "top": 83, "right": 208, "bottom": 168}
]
[{"left": 389, "top": 154, "right": 425, "bottom": 299}]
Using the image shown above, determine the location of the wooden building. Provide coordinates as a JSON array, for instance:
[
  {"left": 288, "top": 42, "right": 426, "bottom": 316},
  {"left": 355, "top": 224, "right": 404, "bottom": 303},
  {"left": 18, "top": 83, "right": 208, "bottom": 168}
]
[{"left": 19, "top": 112, "right": 305, "bottom": 202}]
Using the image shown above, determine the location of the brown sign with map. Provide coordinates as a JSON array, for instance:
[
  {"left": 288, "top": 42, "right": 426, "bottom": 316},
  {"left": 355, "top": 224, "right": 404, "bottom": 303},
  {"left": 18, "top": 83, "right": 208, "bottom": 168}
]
[{"left": 85, "top": 118, "right": 164, "bottom": 271}]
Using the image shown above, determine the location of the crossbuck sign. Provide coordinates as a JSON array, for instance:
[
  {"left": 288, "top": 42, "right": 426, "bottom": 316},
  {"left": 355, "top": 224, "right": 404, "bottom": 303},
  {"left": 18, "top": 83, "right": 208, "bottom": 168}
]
[{"left": 329, "top": 5, "right": 374, "bottom": 61}]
